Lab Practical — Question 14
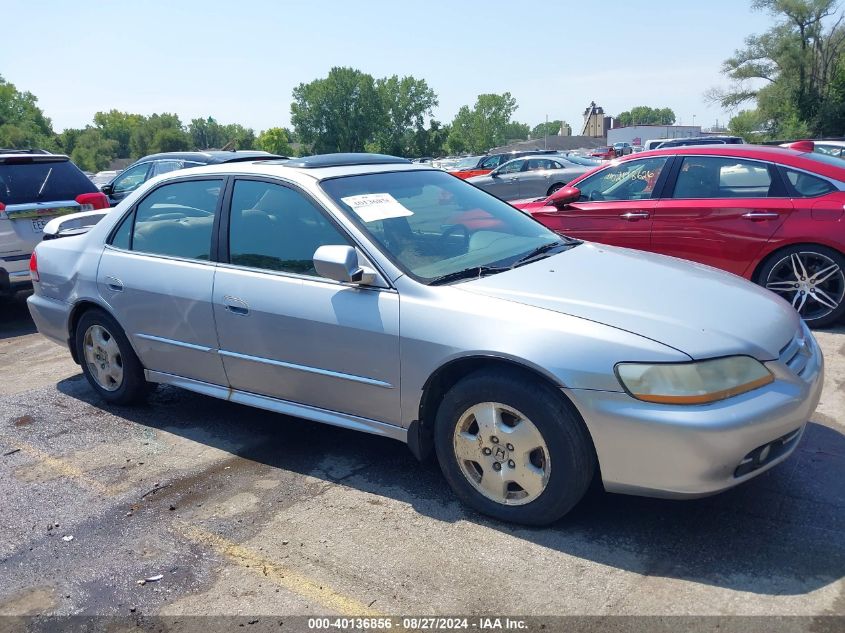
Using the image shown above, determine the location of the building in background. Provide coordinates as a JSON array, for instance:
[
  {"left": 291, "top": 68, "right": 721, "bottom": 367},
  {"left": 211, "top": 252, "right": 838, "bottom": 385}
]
[
  {"left": 581, "top": 102, "right": 614, "bottom": 137},
  {"left": 607, "top": 124, "right": 703, "bottom": 147},
  {"left": 559, "top": 121, "right": 572, "bottom": 136}
]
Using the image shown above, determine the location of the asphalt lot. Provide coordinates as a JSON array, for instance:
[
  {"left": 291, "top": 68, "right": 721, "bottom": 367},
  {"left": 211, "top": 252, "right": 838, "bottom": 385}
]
[{"left": 0, "top": 290, "right": 843, "bottom": 626}]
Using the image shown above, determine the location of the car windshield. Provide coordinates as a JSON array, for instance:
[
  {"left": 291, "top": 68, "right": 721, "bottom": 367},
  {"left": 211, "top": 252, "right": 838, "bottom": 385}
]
[{"left": 321, "top": 169, "right": 566, "bottom": 284}]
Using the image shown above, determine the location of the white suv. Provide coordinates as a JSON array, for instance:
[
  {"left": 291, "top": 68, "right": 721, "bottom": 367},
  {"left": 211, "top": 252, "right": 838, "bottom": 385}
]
[{"left": 0, "top": 152, "right": 108, "bottom": 296}]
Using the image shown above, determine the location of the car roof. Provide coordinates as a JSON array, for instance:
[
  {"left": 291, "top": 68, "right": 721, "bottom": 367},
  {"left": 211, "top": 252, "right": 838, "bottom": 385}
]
[
  {"left": 618, "top": 145, "right": 845, "bottom": 179},
  {"left": 164, "top": 155, "right": 437, "bottom": 185},
  {"left": 133, "top": 150, "right": 279, "bottom": 164}
]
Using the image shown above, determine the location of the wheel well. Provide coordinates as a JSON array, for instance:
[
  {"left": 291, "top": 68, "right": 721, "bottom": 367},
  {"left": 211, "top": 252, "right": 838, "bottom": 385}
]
[
  {"left": 415, "top": 356, "right": 588, "bottom": 452},
  {"left": 67, "top": 300, "right": 108, "bottom": 363},
  {"left": 751, "top": 242, "right": 845, "bottom": 283}
]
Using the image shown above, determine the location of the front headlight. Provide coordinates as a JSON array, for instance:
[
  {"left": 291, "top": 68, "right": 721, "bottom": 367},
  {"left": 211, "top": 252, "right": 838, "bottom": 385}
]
[{"left": 615, "top": 356, "right": 774, "bottom": 405}]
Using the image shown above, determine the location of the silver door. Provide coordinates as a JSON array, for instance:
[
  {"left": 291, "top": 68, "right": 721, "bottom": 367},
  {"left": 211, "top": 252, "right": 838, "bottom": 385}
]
[
  {"left": 212, "top": 178, "right": 401, "bottom": 425},
  {"left": 96, "top": 177, "right": 228, "bottom": 385}
]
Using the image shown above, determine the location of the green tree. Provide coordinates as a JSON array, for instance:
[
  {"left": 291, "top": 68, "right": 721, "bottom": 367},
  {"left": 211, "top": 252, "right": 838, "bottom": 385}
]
[
  {"left": 446, "top": 93, "right": 520, "bottom": 153},
  {"left": 502, "top": 121, "right": 530, "bottom": 142},
  {"left": 709, "top": 0, "right": 845, "bottom": 136},
  {"left": 0, "top": 75, "right": 57, "bottom": 150},
  {"left": 409, "top": 119, "right": 449, "bottom": 157},
  {"left": 371, "top": 75, "right": 438, "bottom": 155},
  {"left": 219, "top": 123, "right": 256, "bottom": 150},
  {"left": 188, "top": 117, "right": 225, "bottom": 149},
  {"left": 257, "top": 127, "right": 294, "bottom": 156},
  {"left": 92, "top": 110, "right": 144, "bottom": 157},
  {"left": 291, "top": 67, "right": 383, "bottom": 153},
  {"left": 130, "top": 113, "right": 186, "bottom": 157},
  {"left": 531, "top": 120, "right": 565, "bottom": 138},
  {"left": 69, "top": 128, "right": 118, "bottom": 171},
  {"left": 728, "top": 109, "right": 768, "bottom": 140},
  {"left": 615, "top": 106, "right": 676, "bottom": 126}
]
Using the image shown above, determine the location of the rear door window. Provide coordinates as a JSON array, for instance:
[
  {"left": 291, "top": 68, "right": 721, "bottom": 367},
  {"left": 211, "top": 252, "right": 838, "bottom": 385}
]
[
  {"left": 0, "top": 159, "right": 96, "bottom": 205},
  {"left": 672, "top": 157, "right": 776, "bottom": 199}
]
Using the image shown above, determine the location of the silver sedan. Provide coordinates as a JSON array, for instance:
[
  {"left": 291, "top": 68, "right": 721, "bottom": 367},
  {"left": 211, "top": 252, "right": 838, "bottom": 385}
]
[
  {"left": 28, "top": 154, "right": 823, "bottom": 525},
  {"left": 467, "top": 156, "right": 589, "bottom": 200}
]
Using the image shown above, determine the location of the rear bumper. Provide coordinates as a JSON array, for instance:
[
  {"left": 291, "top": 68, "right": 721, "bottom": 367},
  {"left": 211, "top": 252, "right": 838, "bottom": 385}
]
[
  {"left": 27, "top": 292, "right": 72, "bottom": 350},
  {"left": 0, "top": 267, "right": 32, "bottom": 295},
  {"left": 565, "top": 331, "right": 824, "bottom": 498}
]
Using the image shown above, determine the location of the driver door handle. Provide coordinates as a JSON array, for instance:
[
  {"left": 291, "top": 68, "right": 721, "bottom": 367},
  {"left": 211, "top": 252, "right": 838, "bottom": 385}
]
[{"left": 620, "top": 211, "right": 650, "bottom": 221}]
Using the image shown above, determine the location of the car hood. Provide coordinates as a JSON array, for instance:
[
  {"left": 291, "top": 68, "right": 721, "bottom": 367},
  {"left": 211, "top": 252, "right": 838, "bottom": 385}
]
[{"left": 458, "top": 242, "right": 799, "bottom": 361}]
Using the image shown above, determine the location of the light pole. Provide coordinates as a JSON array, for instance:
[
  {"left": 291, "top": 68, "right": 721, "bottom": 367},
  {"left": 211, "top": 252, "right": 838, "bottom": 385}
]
[{"left": 544, "top": 114, "right": 548, "bottom": 150}]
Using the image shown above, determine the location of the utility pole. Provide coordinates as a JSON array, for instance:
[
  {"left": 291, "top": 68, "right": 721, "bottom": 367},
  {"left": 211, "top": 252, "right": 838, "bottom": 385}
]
[{"left": 544, "top": 114, "right": 548, "bottom": 150}]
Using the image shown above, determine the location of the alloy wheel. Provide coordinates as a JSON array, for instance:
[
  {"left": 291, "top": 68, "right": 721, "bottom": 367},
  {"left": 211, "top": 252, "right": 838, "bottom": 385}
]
[
  {"left": 765, "top": 251, "right": 845, "bottom": 322},
  {"left": 452, "top": 402, "right": 551, "bottom": 506},
  {"left": 83, "top": 324, "right": 124, "bottom": 392}
]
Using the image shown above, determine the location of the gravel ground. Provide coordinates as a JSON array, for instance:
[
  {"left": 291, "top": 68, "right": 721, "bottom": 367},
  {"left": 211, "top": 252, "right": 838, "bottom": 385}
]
[{"left": 0, "top": 290, "right": 843, "bottom": 630}]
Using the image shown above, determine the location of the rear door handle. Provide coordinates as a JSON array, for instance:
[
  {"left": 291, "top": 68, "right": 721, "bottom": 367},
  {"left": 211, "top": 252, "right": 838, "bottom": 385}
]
[
  {"left": 620, "top": 212, "right": 650, "bottom": 221},
  {"left": 105, "top": 276, "right": 123, "bottom": 292},
  {"left": 223, "top": 295, "right": 249, "bottom": 316},
  {"left": 742, "top": 211, "right": 780, "bottom": 221}
]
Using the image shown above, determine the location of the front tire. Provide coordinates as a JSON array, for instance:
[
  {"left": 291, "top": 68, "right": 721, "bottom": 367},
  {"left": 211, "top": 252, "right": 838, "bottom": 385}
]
[
  {"left": 75, "top": 309, "right": 150, "bottom": 405},
  {"left": 757, "top": 245, "right": 845, "bottom": 328},
  {"left": 434, "top": 369, "right": 596, "bottom": 525},
  {"left": 547, "top": 183, "right": 564, "bottom": 196}
]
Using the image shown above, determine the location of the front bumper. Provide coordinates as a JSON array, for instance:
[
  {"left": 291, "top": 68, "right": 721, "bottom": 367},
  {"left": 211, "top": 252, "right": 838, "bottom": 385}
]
[{"left": 566, "top": 326, "right": 824, "bottom": 498}]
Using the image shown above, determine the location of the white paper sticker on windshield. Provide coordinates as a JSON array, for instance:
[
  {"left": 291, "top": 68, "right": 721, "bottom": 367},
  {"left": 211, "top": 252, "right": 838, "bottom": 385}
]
[{"left": 341, "top": 193, "right": 414, "bottom": 222}]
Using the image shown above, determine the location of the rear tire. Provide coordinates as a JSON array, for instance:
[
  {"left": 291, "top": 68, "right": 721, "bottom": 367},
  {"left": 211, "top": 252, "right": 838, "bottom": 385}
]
[
  {"left": 75, "top": 309, "right": 150, "bottom": 405},
  {"left": 434, "top": 368, "right": 595, "bottom": 525},
  {"left": 757, "top": 244, "right": 845, "bottom": 328}
]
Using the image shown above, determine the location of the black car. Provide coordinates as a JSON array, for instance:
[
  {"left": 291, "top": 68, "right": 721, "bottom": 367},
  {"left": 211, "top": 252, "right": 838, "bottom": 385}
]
[{"left": 101, "top": 150, "right": 281, "bottom": 205}]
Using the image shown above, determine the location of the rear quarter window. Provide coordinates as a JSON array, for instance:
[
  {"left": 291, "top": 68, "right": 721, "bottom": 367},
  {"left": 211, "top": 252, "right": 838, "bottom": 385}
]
[{"left": 0, "top": 159, "right": 97, "bottom": 205}]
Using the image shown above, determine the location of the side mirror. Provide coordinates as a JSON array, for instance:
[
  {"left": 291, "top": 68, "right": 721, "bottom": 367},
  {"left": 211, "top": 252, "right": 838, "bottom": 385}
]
[
  {"left": 489, "top": 171, "right": 499, "bottom": 178},
  {"left": 547, "top": 186, "right": 581, "bottom": 210},
  {"left": 100, "top": 184, "right": 114, "bottom": 195},
  {"left": 313, "top": 245, "right": 382, "bottom": 286}
]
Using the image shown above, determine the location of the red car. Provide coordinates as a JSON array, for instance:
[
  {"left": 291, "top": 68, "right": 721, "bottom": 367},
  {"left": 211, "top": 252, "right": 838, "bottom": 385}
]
[
  {"left": 590, "top": 146, "right": 618, "bottom": 160},
  {"left": 512, "top": 144, "right": 845, "bottom": 327}
]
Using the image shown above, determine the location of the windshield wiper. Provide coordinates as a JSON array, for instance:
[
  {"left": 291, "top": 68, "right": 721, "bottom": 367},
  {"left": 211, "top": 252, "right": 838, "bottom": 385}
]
[
  {"left": 36, "top": 167, "right": 53, "bottom": 199},
  {"left": 510, "top": 240, "right": 576, "bottom": 269},
  {"left": 428, "top": 265, "right": 508, "bottom": 286}
]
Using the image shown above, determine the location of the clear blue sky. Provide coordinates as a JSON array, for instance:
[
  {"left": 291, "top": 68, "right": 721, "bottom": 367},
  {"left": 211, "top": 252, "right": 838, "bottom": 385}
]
[{"left": 2, "top": 0, "right": 776, "bottom": 134}]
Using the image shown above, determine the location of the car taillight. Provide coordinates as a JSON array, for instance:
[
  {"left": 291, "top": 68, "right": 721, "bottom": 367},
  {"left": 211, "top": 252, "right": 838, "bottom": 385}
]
[
  {"left": 75, "top": 192, "right": 109, "bottom": 211},
  {"left": 29, "top": 251, "right": 39, "bottom": 282}
]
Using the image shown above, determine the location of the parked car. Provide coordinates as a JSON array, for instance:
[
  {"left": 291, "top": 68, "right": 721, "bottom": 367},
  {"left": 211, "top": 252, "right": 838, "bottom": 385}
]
[
  {"left": 590, "top": 146, "right": 617, "bottom": 160},
  {"left": 554, "top": 153, "right": 601, "bottom": 167},
  {"left": 0, "top": 153, "right": 108, "bottom": 296},
  {"left": 781, "top": 139, "right": 845, "bottom": 159},
  {"left": 101, "top": 150, "right": 279, "bottom": 206},
  {"left": 514, "top": 144, "right": 845, "bottom": 327},
  {"left": 450, "top": 150, "right": 557, "bottom": 180},
  {"left": 656, "top": 135, "right": 745, "bottom": 149},
  {"left": 90, "top": 170, "right": 120, "bottom": 188},
  {"left": 642, "top": 139, "right": 669, "bottom": 151},
  {"left": 29, "top": 152, "right": 822, "bottom": 525},
  {"left": 613, "top": 142, "right": 633, "bottom": 156},
  {"left": 467, "top": 156, "right": 588, "bottom": 200}
]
